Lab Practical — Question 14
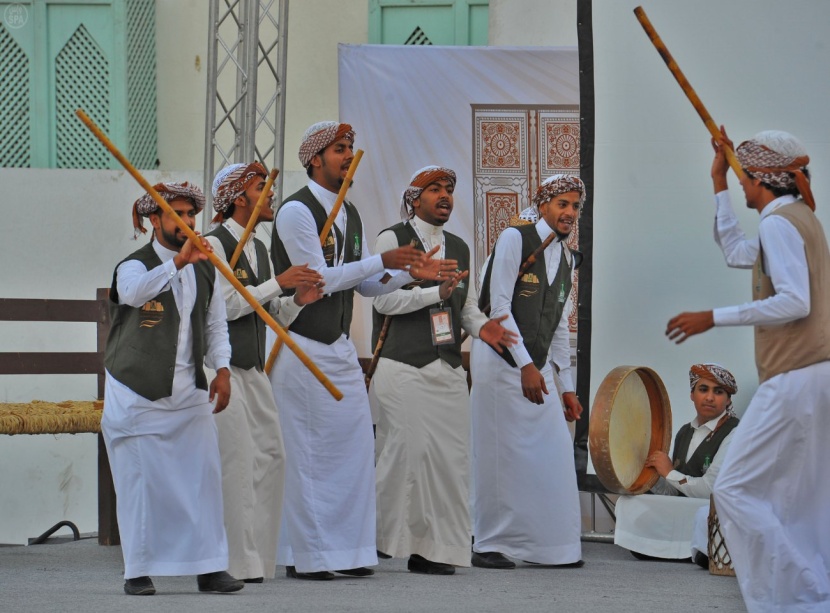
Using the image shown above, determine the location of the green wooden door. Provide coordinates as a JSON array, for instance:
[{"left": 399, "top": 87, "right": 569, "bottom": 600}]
[{"left": 369, "top": 0, "right": 489, "bottom": 46}]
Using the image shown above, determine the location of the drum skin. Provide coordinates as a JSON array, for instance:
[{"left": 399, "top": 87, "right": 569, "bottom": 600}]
[{"left": 589, "top": 366, "right": 672, "bottom": 495}]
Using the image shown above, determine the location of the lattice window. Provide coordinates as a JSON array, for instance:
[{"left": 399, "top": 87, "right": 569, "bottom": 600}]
[
  {"left": 126, "top": 0, "right": 157, "bottom": 169},
  {"left": 404, "top": 26, "right": 432, "bottom": 45},
  {"left": 55, "top": 25, "right": 110, "bottom": 169},
  {"left": 0, "top": 24, "right": 30, "bottom": 167}
]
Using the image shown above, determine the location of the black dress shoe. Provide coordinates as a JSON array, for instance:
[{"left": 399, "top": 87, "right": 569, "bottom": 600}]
[
  {"left": 377, "top": 550, "right": 392, "bottom": 559},
  {"left": 408, "top": 554, "right": 456, "bottom": 575},
  {"left": 285, "top": 566, "right": 335, "bottom": 580},
  {"left": 335, "top": 567, "right": 375, "bottom": 577},
  {"left": 694, "top": 552, "right": 709, "bottom": 569},
  {"left": 471, "top": 551, "right": 516, "bottom": 569},
  {"left": 197, "top": 571, "right": 244, "bottom": 593},
  {"left": 124, "top": 576, "right": 155, "bottom": 596},
  {"left": 243, "top": 577, "right": 264, "bottom": 583}
]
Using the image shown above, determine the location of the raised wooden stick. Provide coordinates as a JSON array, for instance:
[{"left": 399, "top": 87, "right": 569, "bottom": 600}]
[
  {"left": 75, "top": 109, "right": 342, "bottom": 401},
  {"left": 264, "top": 149, "right": 365, "bottom": 375},
  {"left": 633, "top": 6, "right": 744, "bottom": 179},
  {"left": 364, "top": 314, "right": 391, "bottom": 391},
  {"left": 228, "top": 167, "right": 279, "bottom": 269}
]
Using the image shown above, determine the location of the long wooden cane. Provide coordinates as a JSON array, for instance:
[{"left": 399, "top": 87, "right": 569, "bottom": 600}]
[
  {"left": 633, "top": 6, "right": 744, "bottom": 180},
  {"left": 362, "top": 238, "right": 420, "bottom": 390},
  {"left": 76, "top": 110, "right": 343, "bottom": 401},
  {"left": 264, "top": 150, "right": 365, "bottom": 375},
  {"left": 228, "top": 167, "right": 279, "bottom": 269}
]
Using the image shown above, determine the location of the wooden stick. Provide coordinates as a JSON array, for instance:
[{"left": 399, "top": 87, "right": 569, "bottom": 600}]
[
  {"left": 364, "top": 314, "right": 391, "bottom": 391},
  {"left": 264, "top": 149, "right": 365, "bottom": 375},
  {"left": 228, "top": 167, "right": 279, "bottom": 269},
  {"left": 633, "top": 6, "right": 744, "bottom": 179},
  {"left": 363, "top": 239, "right": 419, "bottom": 390},
  {"left": 75, "top": 109, "right": 343, "bottom": 401}
]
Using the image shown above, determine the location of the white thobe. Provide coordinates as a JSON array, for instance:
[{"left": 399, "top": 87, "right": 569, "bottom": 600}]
[
  {"left": 371, "top": 217, "right": 487, "bottom": 566},
  {"left": 615, "top": 413, "right": 734, "bottom": 559},
  {"left": 205, "top": 219, "right": 301, "bottom": 580},
  {"left": 101, "top": 240, "right": 232, "bottom": 579},
  {"left": 710, "top": 191, "right": 830, "bottom": 612},
  {"left": 471, "top": 218, "right": 582, "bottom": 564},
  {"left": 270, "top": 180, "right": 414, "bottom": 573}
]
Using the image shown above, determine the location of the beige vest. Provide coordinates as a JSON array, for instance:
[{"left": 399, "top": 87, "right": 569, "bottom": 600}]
[{"left": 753, "top": 200, "right": 830, "bottom": 382}]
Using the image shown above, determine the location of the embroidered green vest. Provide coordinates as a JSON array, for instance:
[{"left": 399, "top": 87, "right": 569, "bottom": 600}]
[
  {"left": 206, "top": 224, "right": 271, "bottom": 370},
  {"left": 105, "top": 242, "right": 216, "bottom": 401},
  {"left": 479, "top": 225, "right": 573, "bottom": 369},
  {"left": 370, "top": 222, "right": 469, "bottom": 369},
  {"left": 271, "top": 186, "right": 363, "bottom": 344},
  {"left": 672, "top": 415, "right": 739, "bottom": 488}
]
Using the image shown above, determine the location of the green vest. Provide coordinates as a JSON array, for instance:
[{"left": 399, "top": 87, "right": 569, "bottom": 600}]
[
  {"left": 479, "top": 225, "right": 574, "bottom": 369},
  {"left": 271, "top": 186, "right": 363, "bottom": 344},
  {"left": 104, "top": 242, "right": 216, "bottom": 401},
  {"left": 672, "top": 415, "right": 739, "bottom": 491},
  {"left": 370, "top": 222, "right": 469, "bottom": 369},
  {"left": 206, "top": 224, "right": 271, "bottom": 370}
]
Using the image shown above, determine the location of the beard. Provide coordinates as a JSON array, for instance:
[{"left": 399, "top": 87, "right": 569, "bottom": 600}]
[{"left": 159, "top": 225, "right": 187, "bottom": 249}]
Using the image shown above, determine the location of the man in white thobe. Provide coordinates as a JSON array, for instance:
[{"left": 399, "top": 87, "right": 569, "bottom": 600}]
[
  {"left": 370, "top": 166, "right": 516, "bottom": 575},
  {"left": 667, "top": 129, "right": 830, "bottom": 612},
  {"left": 471, "top": 174, "right": 585, "bottom": 570},
  {"left": 269, "top": 122, "right": 457, "bottom": 580},
  {"left": 206, "top": 163, "right": 323, "bottom": 582},
  {"left": 102, "top": 182, "right": 243, "bottom": 596},
  {"left": 615, "top": 363, "right": 739, "bottom": 563}
]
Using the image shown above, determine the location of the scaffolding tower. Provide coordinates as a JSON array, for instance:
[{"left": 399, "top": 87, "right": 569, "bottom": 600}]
[{"left": 203, "top": 0, "right": 289, "bottom": 231}]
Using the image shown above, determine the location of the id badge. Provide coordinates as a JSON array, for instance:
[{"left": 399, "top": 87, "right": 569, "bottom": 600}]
[{"left": 429, "top": 307, "right": 455, "bottom": 346}]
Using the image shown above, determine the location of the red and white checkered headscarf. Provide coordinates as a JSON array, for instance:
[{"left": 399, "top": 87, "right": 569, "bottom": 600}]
[
  {"left": 211, "top": 161, "right": 268, "bottom": 220},
  {"left": 400, "top": 166, "right": 457, "bottom": 220},
  {"left": 531, "top": 174, "right": 586, "bottom": 209},
  {"left": 736, "top": 130, "right": 815, "bottom": 211},
  {"left": 689, "top": 362, "right": 738, "bottom": 414},
  {"left": 298, "top": 121, "right": 355, "bottom": 168},
  {"left": 132, "top": 181, "right": 205, "bottom": 235}
]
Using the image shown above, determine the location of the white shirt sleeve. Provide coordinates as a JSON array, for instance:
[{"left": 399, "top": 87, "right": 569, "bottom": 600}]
[
  {"left": 372, "top": 229, "right": 442, "bottom": 315},
  {"left": 713, "top": 214, "right": 810, "bottom": 327},
  {"left": 114, "top": 258, "right": 179, "bottom": 307},
  {"left": 204, "top": 275, "right": 232, "bottom": 371},
  {"left": 713, "top": 190, "right": 759, "bottom": 268},
  {"left": 488, "top": 227, "right": 533, "bottom": 368},
  {"left": 549, "top": 282, "right": 575, "bottom": 393},
  {"left": 664, "top": 430, "right": 734, "bottom": 499}
]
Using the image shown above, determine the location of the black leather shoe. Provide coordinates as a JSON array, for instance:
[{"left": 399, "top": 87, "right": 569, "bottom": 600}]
[
  {"left": 335, "top": 567, "right": 374, "bottom": 577},
  {"left": 243, "top": 577, "right": 264, "bottom": 583},
  {"left": 377, "top": 550, "right": 392, "bottom": 559},
  {"left": 285, "top": 566, "right": 335, "bottom": 580},
  {"left": 124, "top": 576, "right": 155, "bottom": 595},
  {"left": 471, "top": 551, "right": 516, "bottom": 569},
  {"left": 408, "top": 554, "right": 456, "bottom": 575},
  {"left": 197, "top": 571, "right": 244, "bottom": 593},
  {"left": 694, "top": 552, "right": 709, "bottom": 569},
  {"left": 523, "top": 559, "right": 584, "bottom": 567}
]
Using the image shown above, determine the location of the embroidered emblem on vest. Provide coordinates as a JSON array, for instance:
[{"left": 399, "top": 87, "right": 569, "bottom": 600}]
[
  {"left": 235, "top": 268, "right": 249, "bottom": 280},
  {"left": 322, "top": 234, "right": 335, "bottom": 264},
  {"left": 353, "top": 233, "right": 361, "bottom": 258},
  {"left": 518, "top": 272, "right": 540, "bottom": 298},
  {"left": 139, "top": 300, "right": 164, "bottom": 328},
  {"left": 558, "top": 282, "right": 567, "bottom": 303}
]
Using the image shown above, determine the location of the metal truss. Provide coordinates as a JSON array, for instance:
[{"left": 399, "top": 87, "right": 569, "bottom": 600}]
[{"left": 203, "top": 0, "right": 289, "bottom": 230}]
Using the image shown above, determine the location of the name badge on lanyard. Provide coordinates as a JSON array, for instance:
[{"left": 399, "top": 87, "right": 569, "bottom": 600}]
[{"left": 429, "top": 307, "right": 454, "bottom": 345}]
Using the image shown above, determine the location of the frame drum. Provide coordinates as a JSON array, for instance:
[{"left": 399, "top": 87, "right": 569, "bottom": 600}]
[{"left": 589, "top": 366, "right": 672, "bottom": 494}]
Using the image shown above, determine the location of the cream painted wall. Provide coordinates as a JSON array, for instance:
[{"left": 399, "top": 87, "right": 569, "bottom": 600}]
[{"left": 490, "top": 0, "right": 576, "bottom": 46}]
